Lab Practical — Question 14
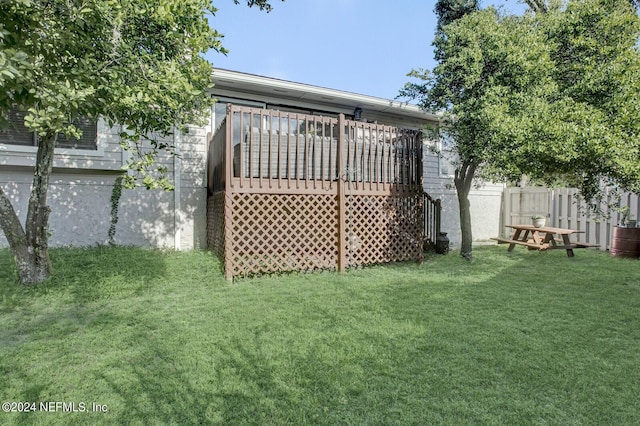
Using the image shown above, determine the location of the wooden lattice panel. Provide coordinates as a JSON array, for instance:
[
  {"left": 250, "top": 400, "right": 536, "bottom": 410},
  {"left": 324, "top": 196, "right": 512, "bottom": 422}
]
[
  {"left": 344, "top": 194, "right": 423, "bottom": 267},
  {"left": 227, "top": 193, "right": 339, "bottom": 277},
  {"left": 210, "top": 106, "right": 427, "bottom": 280},
  {"left": 207, "top": 192, "right": 225, "bottom": 256}
]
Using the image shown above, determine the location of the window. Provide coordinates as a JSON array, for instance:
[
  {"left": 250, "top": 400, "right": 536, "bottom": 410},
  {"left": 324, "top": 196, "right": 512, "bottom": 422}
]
[
  {"left": 1, "top": 110, "right": 34, "bottom": 146},
  {"left": 0, "top": 109, "right": 98, "bottom": 150},
  {"left": 212, "top": 97, "right": 266, "bottom": 133},
  {"left": 213, "top": 102, "right": 227, "bottom": 132},
  {"left": 438, "top": 132, "right": 458, "bottom": 177},
  {"left": 212, "top": 98, "right": 267, "bottom": 148}
]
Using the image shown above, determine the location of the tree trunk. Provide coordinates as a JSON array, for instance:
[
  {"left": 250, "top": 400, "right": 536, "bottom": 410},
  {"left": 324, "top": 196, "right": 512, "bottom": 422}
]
[
  {"left": 454, "top": 160, "right": 477, "bottom": 260},
  {"left": 0, "top": 186, "right": 34, "bottom": 282},
  {"left": 0, "top": 134, "right": 57, "bottom": 285}
]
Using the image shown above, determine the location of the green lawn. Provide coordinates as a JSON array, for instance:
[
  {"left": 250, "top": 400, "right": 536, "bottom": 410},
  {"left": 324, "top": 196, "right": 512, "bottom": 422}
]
[{"left": 0, "top": 246, "right": 639, "bottom": 425}]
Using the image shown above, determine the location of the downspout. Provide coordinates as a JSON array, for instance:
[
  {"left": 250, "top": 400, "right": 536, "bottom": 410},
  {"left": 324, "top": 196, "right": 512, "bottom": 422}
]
[{"left": 174, "top": 128, "right": 181, "bottom": 250}]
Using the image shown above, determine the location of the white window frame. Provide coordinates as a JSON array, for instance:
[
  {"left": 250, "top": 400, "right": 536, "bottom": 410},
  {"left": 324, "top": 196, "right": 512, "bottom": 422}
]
[{"left": 0, "top": 112, "right": 103, "bottom": 157}]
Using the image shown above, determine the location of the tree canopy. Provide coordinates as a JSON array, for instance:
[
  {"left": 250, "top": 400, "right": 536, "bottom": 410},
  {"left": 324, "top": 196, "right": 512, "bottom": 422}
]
[
  {"left": 524, "top": 0, "right": 640, "bottom": 201},
  {"left": 401, "top": 0, "right": 640, "bottom": 258},
  {"left": 402, "top": 6, "right": 554, "bottom": 257},
  {"left": 0, "top": 0, "right": 278, "bottom": 284},
  {"left": 496, "top": 0, "right": 640, "bottom": 202},
  {"left": 433, "top": 0, "right": 479, "bottom": 32},
  {"left": 1, "top": 0, "right": 230, "bottom": 188}
]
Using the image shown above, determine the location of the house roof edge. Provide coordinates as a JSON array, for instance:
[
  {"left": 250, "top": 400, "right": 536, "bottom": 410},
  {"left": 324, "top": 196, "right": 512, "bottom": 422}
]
[{"left": 211, "top": 68, "right": 440, "bottom": 122}]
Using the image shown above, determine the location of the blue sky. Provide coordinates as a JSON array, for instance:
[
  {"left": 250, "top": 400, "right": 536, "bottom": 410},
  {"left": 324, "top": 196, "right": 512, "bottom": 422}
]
[{"left": 206, "top": 1, "right": 527, "bottom": 100}]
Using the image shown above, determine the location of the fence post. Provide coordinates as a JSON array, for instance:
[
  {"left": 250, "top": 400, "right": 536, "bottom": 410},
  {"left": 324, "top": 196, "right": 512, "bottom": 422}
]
[{"left": 337, "top": 114, "right": 347, "bottom": 272}]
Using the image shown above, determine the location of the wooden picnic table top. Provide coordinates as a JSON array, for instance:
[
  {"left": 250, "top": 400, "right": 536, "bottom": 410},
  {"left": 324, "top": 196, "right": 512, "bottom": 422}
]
[
  {"left": 494, "top": 224, "right": 595, "bottom": 257},
  {"left": 505, "top": 224, "right": 584, "bottom": 235}
]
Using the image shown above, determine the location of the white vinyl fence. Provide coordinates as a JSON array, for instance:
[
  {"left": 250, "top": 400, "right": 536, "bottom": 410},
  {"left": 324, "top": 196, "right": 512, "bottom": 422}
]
[{"left": 501, "top": 187, "right": 640, "bottom": 250}]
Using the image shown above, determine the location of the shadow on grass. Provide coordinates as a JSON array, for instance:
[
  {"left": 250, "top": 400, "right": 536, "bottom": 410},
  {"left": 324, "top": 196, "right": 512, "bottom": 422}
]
[
  {"left": 1, "top": 259, "right": 222, "bottom": 424},
  {"left": 93, "top": 318, "right": 303, "bottom": 424},
  {"left": 96, "top": 342, "right": 222, "bottom": 424},
  {"left": 0, "top": 246, "right": 169, "bottom": 308}
]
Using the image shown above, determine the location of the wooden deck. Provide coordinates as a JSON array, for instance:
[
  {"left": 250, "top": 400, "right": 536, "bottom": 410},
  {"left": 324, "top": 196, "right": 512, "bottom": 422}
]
[{"left": 208, "top": 104, "right": 425, "bottom": 280}]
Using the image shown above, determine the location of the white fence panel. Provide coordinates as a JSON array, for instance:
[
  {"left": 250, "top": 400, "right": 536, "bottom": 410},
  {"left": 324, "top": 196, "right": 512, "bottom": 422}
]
[
  {"left": 500, "top": 187, "right": 552, "bottom": 238},
  {"left": 501, "top": 187, "right": 640, "bottom": 250}
]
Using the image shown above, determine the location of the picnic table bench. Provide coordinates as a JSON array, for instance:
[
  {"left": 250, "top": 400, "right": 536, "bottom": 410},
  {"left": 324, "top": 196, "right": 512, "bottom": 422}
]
[{"left": 492, "top": 224, "right": 599, "bottom": 257}]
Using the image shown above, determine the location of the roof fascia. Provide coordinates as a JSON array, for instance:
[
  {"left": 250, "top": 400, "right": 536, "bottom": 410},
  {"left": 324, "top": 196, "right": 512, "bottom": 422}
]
[{"left": 211, "top": 68, "right": 441, "bottom": 122}]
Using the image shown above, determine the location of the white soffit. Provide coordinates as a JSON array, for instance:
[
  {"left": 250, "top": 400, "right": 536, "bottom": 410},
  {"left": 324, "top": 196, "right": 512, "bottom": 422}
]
[{"left": 211, "top": 68, "right": 440, "bottom": 122}]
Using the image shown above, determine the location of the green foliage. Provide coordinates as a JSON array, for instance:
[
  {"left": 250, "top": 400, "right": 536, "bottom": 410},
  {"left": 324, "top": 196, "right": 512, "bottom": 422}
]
[
  {"left": 434, "top": 0, "right": 479, "bottom": 31},
  {"left": 523, "top": 0, "right": 564, "bottom": 13},
  {"left": 0, "top": 0, "right": 207, "bottom": 186},
  {"left": 404, "top": 8, "right": 550, "bottom": 171},
  {"left": 0, "top": 0, "right": 278, "bottom": 189},
  {"left": 108, "top": 175, "right": 124, "bottom": 245},
  {"left": 403, "top": 0, "right": 640, "bottom": 204},
  {"left": 234, "top": 0, "right": 283, "bottom": 12},
  {"left": 0, "top": 0, "right": 279, "bottom": 284},
  {"left": 535, "top": 0, "right": 640, "bottom": 200}
]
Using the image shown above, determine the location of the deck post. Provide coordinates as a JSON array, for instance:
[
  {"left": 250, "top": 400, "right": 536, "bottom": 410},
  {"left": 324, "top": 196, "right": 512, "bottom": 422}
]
[
  {"left": 337, "top": 113, "right": 347, "bottom": 272},
  {"left": 223, "top": 104, "right": 234, "bottom": 281}
]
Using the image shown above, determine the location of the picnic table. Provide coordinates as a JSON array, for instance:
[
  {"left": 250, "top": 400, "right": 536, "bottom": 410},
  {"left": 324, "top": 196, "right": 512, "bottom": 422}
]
[{"left": 492, "top": 224, "right": 598, "bottom": 257}]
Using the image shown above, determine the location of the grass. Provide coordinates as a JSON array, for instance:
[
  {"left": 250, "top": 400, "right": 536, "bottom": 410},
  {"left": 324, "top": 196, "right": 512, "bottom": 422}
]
[{"left": 0, "top": 245, "right": 639, "bottom": 425}]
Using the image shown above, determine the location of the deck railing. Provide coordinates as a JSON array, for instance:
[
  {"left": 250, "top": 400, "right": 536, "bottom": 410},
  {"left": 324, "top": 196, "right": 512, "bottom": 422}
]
[
  {"left": 424, "top": 193, "right": 442, "bottom": 247},
  {"left": 215, "top": 105, "right": 422, "bottom": 193}
]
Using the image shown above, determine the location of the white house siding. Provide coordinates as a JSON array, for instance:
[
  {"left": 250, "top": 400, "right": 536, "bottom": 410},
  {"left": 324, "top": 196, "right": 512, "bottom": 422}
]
[
  {"left": 0, "top": 171, "right": 116, "bottom": 246},
  {"left": 423, "top": 150, "right": 504, "bottom": 246},
  {"left": 0, "top": 118, "right": 209, "bottom": 250},
  {"left": 176, "top": 124, "right": 208, "bottom": 250}
]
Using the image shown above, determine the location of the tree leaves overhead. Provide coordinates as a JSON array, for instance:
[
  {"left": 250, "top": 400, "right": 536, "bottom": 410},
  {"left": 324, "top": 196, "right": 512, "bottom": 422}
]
[
  {"left": 235, "top": 0, "right": 283, "bottom": 12},
  {"left": 0, "top": 0, "right": 279, "bottom": 189},
  {"left": 434, "top": 0, "right": 479, "bottom": 31},
  {"left": 531, "top": 0, "right": 640, "bottom": 199},
  {"left": 403, "top": 0, "right": 640, "bottom": 203}
]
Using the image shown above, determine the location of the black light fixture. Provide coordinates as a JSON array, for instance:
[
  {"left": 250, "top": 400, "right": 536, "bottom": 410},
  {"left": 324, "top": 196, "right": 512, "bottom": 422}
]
[{"left": 354, "top": 107, "right": 363, "bottom": 121}]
